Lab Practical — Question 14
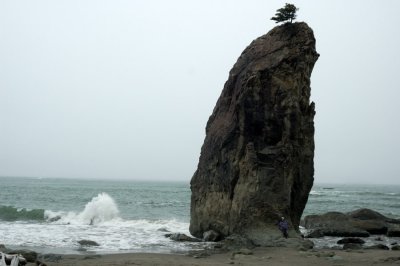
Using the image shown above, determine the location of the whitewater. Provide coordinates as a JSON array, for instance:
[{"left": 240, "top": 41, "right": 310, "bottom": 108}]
[
  {"left": 0, "top": 177, "right": 399, "bottom": 253},
  {"left": 0, "top": 177, "right": 202, "bottom": 254},
  {"left": 0, "top": 192, "right": 200, "bottom": 254}
]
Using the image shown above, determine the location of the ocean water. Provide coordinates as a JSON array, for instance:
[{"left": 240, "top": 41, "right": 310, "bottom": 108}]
[
  {"left": 303, "top": 183, "right": 400, "bottom": 218},
  {"left": 0, "top": 177, "right": 195, "bottom": 254},
  {"left": 0, "top": 177, "right": 399, "bottom": 253}
]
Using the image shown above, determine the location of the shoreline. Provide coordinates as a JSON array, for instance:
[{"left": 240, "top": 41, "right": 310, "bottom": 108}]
[
  {"left": 25, "top": 246, "right": 400, "bottom": 265},
  {"left": 4, "top": 233, "right": 400, "bottom": 265}
]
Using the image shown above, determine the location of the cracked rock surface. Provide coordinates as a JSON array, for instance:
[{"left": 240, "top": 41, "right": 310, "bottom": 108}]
[{"left": 190, "top": 22, "right": 319, "bottom": 245}]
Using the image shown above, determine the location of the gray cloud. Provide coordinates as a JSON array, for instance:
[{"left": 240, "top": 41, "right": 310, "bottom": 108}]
[{"left": 1, "top": 0, "right": 399, "bottom": 184}]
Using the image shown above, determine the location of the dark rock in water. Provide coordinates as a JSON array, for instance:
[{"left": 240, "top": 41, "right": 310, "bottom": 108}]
[
  {"left": 303, "top": 212, "right": 350, "bottom": 229},
  {"left": 304, "top": 229, "right": 324, "bottom": 238},
  {"left": 348, "top": 208, "right": 392, "bottom": 234},
  {"left": 78, "top": 240, "right": 100, "bottom": 246},
  {"left": 307, "top": 229, "right": 367, "bottom": 239},
  {"left": 364, "top": 244, "right": 389, "bottom": 250},
  {"left": 351, "top": 220, "right": 388, "bottom": 235},
  {"left": 203, "top": 230, "right": 220, "bottom": 242},
  {"left": 347, "top": 208, "right": 388, "bottom": 221},
  {"left": 387, "top": 224, "right": 400, "bottom": 237},
  {"left": 303, "top": 212, "right": 370, "bottom": 237},
  {"left": 324, "top": 230, "right": 369, "bottom": 237},
  {"left": 47, "top": 215, "right": 61, "bottom": 222},
  {"left": 168, "top": 233, "right": 201, "bottom": 242},
  {"left": 337, "top": 237, "right": 365, "bottom": 244},
  {"left": 190, "top": 22, "right": 319, "bottom": 245},
  {"left": 303, "top": 208, "right": 400, "bottom": 237},
  {"left": 343, "top": 243, "right": 363, "bottom": 250},
  {"left": 346, "top": 209, "right": 400, "bottom": 235}
]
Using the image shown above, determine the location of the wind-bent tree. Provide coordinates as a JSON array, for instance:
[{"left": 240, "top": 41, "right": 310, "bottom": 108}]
[{"left": 271, "top": 3, "right": 298, "bottom": 23}]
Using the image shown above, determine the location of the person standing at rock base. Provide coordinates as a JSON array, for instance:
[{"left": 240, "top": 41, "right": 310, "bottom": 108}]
[{"left": 278, "top": 217, "right": 289, "bottom": 238}]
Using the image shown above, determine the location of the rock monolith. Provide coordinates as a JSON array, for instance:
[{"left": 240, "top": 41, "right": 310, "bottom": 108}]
[{"left": 190, "top": 22, "right": 319, "bottom": 245}]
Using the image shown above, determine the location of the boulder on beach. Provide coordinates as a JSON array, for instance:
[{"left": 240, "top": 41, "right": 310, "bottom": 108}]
[
  {"left": 337, "top": 237, "right": 365, "bottom": 245},
  {"left": 303, "top": 208, "right": 400, "bottom": 238},
  {"left": 190, "top": 22, "right": 319, "bottom": 246},
  {"left": 392, "top": 245, "right": 400, "bottom": 251},
  {"left": 166, "top": 233, "right": 201, "bottom": 242},
  {"left": 387, "top": 224, "right": 400, "bottom": 237},
  {"left": 364, "top": 244, "right": 389, "bottom": 250},
  {"left": 203, "top": 230, "right": 221, "bottom": 242},
  {"left": 303, "top": 212, "right": 370, "bottom": 237}
]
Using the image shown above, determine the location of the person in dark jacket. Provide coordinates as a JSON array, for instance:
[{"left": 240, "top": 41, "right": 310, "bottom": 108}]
[{"left": 277, "top": 217, "right": 289, "bottom": 238}]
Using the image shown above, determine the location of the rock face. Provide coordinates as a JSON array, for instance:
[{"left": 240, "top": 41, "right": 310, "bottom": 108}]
[
  {"left": 303, "top": 208, "right": 400, "bottom": 237},
  {"left": 190, "top": 22, "right": 319, "bottom": 244}
]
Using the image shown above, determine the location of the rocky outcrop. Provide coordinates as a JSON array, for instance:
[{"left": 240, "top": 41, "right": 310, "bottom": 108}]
[
  {"left": 190, "top": 22, "right": 319, "bottom": 245},
  {"left": 203, "top": 230, "right": 221, "bottom": 242},
  {"left": 303, "top": 208, "right": 400, "bottom": 238},
  {"left": 337, "top": 238, "right": 365, "bottom": 244},
  {"left": 303, "top": 211, "right": 370, "bottom": 237},
  {"left": 387, "top": 224, "right": 400, "bottom": 237},
  {"left": 165, "top": 233, "right": 202, "bottom": 242}
]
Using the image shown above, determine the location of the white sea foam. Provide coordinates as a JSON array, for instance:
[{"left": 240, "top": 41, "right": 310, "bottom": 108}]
[
  {"left": 2, "top": 193, "right": 201, "bottom": 253},
  {"left": 0, "top": 218, "right": 199, "bottom": 253},
  {"left": 44, "top": 193, "right": 120, "bottom": 225}
]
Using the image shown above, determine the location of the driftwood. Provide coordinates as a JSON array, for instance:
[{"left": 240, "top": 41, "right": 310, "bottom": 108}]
[{"left": 0, "top": 252, "right": 27, "bottom": 266}]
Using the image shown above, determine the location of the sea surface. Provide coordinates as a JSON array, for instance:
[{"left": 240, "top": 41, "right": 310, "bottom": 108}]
[{"left": 0, "top": 177, "right": 399, "bottom": 253}]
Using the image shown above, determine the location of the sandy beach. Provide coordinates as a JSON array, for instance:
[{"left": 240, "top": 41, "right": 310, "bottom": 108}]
[{"left": 24, "top": 247, "right": 400, "bottom": 266}]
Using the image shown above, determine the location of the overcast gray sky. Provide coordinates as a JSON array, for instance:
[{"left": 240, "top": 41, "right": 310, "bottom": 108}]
[{"left": 1, "top": 0, "right": 399, "bottom": 184}]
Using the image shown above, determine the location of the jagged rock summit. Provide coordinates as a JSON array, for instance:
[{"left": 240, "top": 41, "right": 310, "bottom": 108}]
[{"left": 190, "top": 22, "right": 319, "bottom": 245}]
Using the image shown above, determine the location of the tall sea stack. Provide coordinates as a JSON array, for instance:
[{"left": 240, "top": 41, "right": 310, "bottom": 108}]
[{"left": 190, "top": 22, "right": 319, "bottom": 245}]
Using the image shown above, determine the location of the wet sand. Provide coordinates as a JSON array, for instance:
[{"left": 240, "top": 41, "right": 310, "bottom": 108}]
[{"left": 30, "top": 247, "right": 400, "bottom": 266}]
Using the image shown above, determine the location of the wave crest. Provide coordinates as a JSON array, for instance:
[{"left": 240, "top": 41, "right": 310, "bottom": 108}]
[
  {"left": 0, "top": 206, "right": 45, "bottom": 221},
  {"left": 45, "top": 192, "right": 120, "bottom": 225}
]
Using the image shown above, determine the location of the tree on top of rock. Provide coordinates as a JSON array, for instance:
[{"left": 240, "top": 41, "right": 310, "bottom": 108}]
[{"left": 271, "top": 3, "right": 298, "bottom": 24}]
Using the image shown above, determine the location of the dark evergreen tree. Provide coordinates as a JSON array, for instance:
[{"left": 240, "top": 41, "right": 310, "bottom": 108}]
[{"left": 271, "top": 3, "right": 298, "bottom": 23}]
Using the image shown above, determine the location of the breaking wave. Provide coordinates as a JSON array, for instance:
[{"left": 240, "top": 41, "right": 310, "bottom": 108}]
[
  {"left": 0, "top": 193, "right": 120, "bottom": 225},
  {"left": 45, "top": 192, "right": 120, "bottom": 225},
  {"left": 0, "top": 206, "right": 45, "bottom": 221}
]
